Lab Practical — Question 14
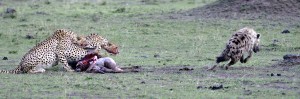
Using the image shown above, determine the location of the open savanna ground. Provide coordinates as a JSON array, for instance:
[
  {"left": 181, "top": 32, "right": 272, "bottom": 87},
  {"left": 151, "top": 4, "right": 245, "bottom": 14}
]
[{"left": 0, "top": 0, "right": 299, "bottom": 98}]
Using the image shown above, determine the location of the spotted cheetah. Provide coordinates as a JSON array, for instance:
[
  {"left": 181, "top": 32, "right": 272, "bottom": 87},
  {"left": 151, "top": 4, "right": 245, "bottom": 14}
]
[
  {"left": 0, "top": 29, "right": 87, "bottom": 73},
  {"left": 59, "top": 33, "right": 119, "bottom": 71},
  {"left": 84, "top": 33, "right": 119, "bottom": 55},
  {"left": 208, "top": 27, "right": 261, "bottom": 70}
]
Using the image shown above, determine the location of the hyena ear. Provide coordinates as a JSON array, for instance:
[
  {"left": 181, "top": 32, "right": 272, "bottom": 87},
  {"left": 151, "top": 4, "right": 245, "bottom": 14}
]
[{"left": 257, "top": 34, "right": 260, "bottom": 39}]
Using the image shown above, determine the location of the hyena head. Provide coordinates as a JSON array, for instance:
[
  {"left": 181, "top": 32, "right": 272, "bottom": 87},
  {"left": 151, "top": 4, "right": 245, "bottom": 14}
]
[{"left": 253, "top": 33, "right": 260, "bottom": 53}]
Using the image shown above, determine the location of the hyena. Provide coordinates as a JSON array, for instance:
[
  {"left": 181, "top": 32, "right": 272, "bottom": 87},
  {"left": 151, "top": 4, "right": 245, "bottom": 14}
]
[{"left": 208, "top": 27, "right": 261, "bottom": 70}]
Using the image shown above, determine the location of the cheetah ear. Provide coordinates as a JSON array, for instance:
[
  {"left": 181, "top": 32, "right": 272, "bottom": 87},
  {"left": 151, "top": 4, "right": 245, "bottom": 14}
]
[
  {"left": 90, "top": 33, "right": 97, "bottom": 36},
  {"left": 77, "top": 36, "right": 83, "bottom": 40},
  {"left": 257, "top": 34, "right": 260, "bottom": 39}
]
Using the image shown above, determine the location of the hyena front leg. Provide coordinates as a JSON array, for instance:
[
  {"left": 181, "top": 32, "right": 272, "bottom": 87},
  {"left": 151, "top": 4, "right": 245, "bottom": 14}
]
[{"left": 240, "top": 54, "right": 245, "bottom": 63}]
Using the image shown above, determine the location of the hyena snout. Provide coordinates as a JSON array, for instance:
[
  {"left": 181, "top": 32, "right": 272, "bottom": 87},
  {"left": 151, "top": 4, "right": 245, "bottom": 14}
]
[{"left": 253, "top": 45, "right": 260, "bottom": 53}]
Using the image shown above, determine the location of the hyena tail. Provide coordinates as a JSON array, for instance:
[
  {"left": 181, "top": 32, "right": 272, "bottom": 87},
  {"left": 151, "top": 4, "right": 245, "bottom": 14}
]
[
  {"left": 216, "top": 55, "right": 230, "bottom": 63},
  {"left": 216, "top": 56, "right": 225, "bottom": 63},
  {"left": 216, "top": 47, "right": 231, "bottom": 63}
]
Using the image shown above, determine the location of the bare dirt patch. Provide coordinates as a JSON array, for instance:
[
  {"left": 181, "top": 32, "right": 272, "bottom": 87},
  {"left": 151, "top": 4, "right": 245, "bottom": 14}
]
[
  {"left": 272, "top": 54, "right": 300, "bottom": 67},
  {"left": 173, "top": 0, "right": 300, "bottom": 20},
  {"left": 122, "top": 64, "right": 299, "bottom": 92},
  {"left": 118, "top": 65, "right": 196, "bottom": 74}
]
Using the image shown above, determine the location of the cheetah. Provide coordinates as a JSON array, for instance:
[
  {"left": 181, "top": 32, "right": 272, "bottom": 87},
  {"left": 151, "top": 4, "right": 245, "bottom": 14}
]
[
  {"left": 84, "top": 33, "right": 119, "bottom": 55},
  {"left": 58, "top": 33, "right": 119, "bottom": 70},
  {"left": 0, "top": 29, "right": 87, "bottom": 73},
  {"left": 208, "top": 27, "right": 261, "bottom": 70}
]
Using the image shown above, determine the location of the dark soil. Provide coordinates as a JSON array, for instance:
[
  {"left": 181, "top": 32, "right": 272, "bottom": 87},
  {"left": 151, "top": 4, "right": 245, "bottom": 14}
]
[
  {"left": 25, "top": 34, "right": 35, "bottom": 39},
  {"left": 2, "top": 57, "right": 8, "bottom": 60},
  {"left": 276, "top": 54, "right": 300, "bottom": 66},
  {"left": 179, "top": 0, "right": 300, "bottom": 20},
  {"left": 121, "top": 63, "right": 299, "bottom": 92}
]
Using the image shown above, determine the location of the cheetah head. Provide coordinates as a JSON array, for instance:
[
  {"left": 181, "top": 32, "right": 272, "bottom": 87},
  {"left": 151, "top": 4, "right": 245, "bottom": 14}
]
[
  {"left": 101, "top": 42, "right": 119, "bottom": 55},
  {"left": 84, "top": 34, "right": 119, "bottom": 55},
  {"left": 253, "top": 33, "right": 260, "bottom": 53}
]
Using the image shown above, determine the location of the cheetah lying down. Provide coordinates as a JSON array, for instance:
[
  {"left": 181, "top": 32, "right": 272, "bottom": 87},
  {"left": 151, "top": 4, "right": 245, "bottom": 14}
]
[
  {"left": 0, "top": 29, "right": 86, "bottom": 73},
  {"left": 0, "top": 30, "right": 119, "bottom": 74}
]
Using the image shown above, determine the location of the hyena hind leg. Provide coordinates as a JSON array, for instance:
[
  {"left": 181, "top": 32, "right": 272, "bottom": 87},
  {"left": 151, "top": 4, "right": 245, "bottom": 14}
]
[
  {"left": 241, "top": 51, "right": 253, "bottom": 63},
  {"left": 207, "top": 56, "right": 230, "bottom": 71},
  {"left": 225, "top": 58, "right": 239, "bottom": 70}
]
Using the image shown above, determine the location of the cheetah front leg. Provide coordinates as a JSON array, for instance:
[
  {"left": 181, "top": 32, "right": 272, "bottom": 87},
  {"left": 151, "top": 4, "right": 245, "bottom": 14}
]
[
  {"left": 26, "top": 64, "right": 46, "bottom": 73},
  {"left": 29, "top": 67, "right": 46, "bottom": 73},
  {"left": 57, "top": 53, "right": 74, "bottom": 72}
]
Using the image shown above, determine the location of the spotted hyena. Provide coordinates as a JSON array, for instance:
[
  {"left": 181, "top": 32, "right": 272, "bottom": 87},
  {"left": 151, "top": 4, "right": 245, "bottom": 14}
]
[{"left": 208, "top": 27, "right": 261, "bottom": 70}]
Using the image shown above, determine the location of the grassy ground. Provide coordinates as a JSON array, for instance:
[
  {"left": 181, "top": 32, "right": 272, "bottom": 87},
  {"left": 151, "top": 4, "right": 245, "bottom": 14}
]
[{"left": 0, "top": 0, "right": 299, "bottom": 98}]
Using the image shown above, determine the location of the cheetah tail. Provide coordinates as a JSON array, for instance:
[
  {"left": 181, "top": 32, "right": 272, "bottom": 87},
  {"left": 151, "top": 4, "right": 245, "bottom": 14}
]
[{"left": 0, "top": 67, "right": 22, "bottom": 74}]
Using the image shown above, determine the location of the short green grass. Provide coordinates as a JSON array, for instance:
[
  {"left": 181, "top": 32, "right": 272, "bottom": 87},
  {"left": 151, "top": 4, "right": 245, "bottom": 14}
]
[{"left": 0, "top": 0, "right": 299, "bottom": 98}]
